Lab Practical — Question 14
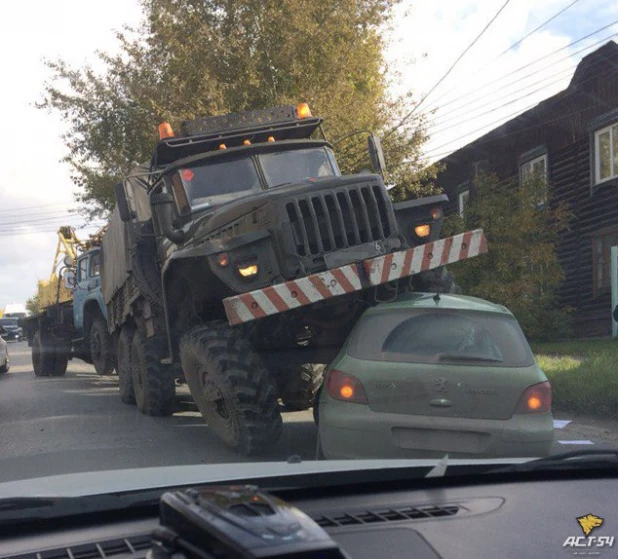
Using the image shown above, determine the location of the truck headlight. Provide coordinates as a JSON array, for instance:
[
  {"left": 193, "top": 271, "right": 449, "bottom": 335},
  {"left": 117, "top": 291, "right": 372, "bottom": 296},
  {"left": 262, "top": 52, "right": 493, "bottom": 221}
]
[{"left": 238, "top": 264, "right": 259, "bottom": 277}]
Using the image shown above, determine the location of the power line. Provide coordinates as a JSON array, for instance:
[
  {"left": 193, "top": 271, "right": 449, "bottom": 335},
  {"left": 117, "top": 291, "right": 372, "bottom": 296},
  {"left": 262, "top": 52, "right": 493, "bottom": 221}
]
[
  {"left": 499, "top": 0, "right": 583, "bottom": 57},
  {"left": 429, "top": 65, "right": 576, "bottom": 135},
  {"left": 386, "top": 0, "right": 512, "bottom": 138},
  {"left": 0, "top": 215, "right": 85, "bottom": 228},
  {"left": 428, "top": 58, "right": 611, "bottom": 140},
  {"left": 423, "top": 24, "right": 618, "bottom": 119},
  {"left": 424, "top": 0, "right": 583, "bottom": 112},
  {"left": 0, "top": 202, "right": 74, "bottom": 214},
  {"left": 425, "top": 102, "right": 601, "bottom": 160}
]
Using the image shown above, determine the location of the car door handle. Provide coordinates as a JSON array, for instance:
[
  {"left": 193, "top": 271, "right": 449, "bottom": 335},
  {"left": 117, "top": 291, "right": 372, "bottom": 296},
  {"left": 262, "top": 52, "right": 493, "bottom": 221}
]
[{"left": 430, "top": 399, "right": 453, "bottom": 407}]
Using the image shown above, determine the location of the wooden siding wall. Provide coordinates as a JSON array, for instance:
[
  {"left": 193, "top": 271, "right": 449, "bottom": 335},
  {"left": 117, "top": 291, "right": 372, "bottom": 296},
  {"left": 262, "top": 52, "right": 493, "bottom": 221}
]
[{"left": 435, "top": 43, "right": 618, "bottom": 336}]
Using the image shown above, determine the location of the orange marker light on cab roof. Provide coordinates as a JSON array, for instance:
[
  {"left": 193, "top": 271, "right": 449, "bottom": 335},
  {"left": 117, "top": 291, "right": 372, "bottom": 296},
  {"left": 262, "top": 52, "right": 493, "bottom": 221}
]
[
  {"left": 219, "top": 143, "right": 227, "bottom": 150},
  {"left": 158, "top": 122, "right": 175, "bottom": 140},
  {"left": 296, "top": 102, "right": 312, "bottom": 119},
  {"left": 243, "top": 139, "right": 251, "bottom": 145},
  {"left": 267, "top": 136, "right": 275, "bottom": 142}
]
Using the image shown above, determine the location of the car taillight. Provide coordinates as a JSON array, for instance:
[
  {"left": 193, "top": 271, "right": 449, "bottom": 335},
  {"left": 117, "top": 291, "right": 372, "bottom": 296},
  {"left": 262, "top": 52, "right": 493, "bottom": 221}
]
[
  {"left": 326, "top": 369, "right": 368, "bottom": 404},
  {"left": 514, "top": 381, "right": 552, "bottom": 414}
]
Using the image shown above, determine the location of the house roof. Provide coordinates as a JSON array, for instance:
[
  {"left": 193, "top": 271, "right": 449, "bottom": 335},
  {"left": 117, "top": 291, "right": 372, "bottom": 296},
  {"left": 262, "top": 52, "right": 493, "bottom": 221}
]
[{"left": 436, "top": 40, "right": 618, "bottom": 164}]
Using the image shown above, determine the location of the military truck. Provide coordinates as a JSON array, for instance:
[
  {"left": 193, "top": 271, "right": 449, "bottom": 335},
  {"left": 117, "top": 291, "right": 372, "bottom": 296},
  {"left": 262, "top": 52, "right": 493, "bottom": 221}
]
[
  {"left": 21, "top": 227, "right": 115, "bottom": 376},
  {"left": 100, "top": 103, "right": 487, "bottom": 455}
]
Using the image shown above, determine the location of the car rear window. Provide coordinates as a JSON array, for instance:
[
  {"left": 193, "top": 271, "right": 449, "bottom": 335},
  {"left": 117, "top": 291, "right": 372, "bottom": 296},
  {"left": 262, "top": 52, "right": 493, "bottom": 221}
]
[{"left": 347, "top": 309, "right": 535, "bottom": 368}]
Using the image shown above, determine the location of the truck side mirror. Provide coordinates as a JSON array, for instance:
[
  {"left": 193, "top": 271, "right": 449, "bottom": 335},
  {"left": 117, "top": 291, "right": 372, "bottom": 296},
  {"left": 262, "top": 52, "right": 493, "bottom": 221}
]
[
  {"left": 115, "top": 182, "right": 133, "bottom": 223},
  {"left": 368, "top": 133, "right": 386, "bottom": 177},
  {"left": 63, "top": 271, "right": 76, "bottom": 289},
  {"left": 63, "top": 255, "right": 75, "bottom": 268}
]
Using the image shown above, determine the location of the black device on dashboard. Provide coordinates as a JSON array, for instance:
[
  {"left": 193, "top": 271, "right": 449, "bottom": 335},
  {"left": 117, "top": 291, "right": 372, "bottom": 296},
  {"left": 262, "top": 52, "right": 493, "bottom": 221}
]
[{"left": 150, "top": 484, "right": 351, "bottom": 559}]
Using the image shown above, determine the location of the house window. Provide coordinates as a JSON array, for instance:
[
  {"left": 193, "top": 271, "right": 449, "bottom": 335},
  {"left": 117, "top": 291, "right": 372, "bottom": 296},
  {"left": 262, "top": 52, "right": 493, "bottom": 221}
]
[
  {"left": 520, "top": 154, "right": 547, "bottom": 185},
  {"left": 594, "top": 123, "right": 618, "bottom": 184},
  {"left": 458, "top": 189, "right": 469, "bottom": 217},
  {"left": 592, "top": 229, "right": 618, "bottom": 296}
]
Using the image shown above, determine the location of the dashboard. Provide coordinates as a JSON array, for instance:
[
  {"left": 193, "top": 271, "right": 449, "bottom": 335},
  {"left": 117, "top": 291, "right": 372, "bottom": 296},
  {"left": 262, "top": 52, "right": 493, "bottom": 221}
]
[{"left": 1, "top": 474, "right": 616, "bottom": 559}]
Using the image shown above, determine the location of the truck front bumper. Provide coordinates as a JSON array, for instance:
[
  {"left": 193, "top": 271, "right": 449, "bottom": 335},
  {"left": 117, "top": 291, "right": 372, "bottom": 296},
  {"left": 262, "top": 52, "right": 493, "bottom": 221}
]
[{"left": 223, "top": 229, "right": 487, "bottom": 326}]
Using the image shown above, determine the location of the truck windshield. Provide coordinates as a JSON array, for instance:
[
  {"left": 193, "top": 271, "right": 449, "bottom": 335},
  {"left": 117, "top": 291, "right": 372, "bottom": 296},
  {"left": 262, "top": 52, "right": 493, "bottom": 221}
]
[
  {"left": 179, "top": 157, "right": 261, "bottom": 210},
  {"left": 259, "top": 148, "right": 339, "bottom": 188}
]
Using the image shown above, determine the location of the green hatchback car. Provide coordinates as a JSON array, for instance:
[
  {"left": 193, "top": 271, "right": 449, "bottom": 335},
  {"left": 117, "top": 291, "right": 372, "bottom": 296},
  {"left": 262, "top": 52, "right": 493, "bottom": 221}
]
[{"left": 317, "top": 292, "right": 554, "bottom": 460}]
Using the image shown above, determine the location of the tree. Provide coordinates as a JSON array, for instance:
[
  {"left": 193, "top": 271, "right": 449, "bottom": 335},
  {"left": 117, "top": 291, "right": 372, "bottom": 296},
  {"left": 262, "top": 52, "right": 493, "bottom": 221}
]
[
  {"left": 26, "top": 293, "right": 40, "bottom": 315},
  {"left": 39, "top": 0, "right": 435, "bottom": 215},
  {"left": 443, "top": 173, "right": 572, "bottom": 340}
]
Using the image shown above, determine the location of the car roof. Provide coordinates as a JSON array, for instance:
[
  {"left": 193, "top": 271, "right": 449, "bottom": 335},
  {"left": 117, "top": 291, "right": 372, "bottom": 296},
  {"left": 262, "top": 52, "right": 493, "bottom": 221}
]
[{"left": 362, "top": 292, "right": 513, "bottom": 317}]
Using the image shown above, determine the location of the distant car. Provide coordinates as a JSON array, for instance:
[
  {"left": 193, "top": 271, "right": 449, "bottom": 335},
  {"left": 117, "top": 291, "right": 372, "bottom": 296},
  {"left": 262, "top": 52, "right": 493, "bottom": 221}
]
[
  {"left": 0, "top": 332, "right": 9, "bottom": 373},
  {"left": 0, "top": 317, "right": 23, "bottom": 342},
  {"left": 316, "top": 292, "right": 554, "bottom": 460}
]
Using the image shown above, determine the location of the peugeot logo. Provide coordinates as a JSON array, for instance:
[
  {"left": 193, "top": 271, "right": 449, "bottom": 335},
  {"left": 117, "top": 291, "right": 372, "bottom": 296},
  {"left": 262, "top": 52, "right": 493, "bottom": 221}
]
[{"left": 434, "top": 378, "right": 449, "bottom": 393}]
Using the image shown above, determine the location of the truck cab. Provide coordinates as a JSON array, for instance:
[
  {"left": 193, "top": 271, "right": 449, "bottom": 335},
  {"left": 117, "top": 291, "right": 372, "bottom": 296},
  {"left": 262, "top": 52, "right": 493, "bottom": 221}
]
[{"left": 72, "top": 248, "right": 106, "bottom": 332}]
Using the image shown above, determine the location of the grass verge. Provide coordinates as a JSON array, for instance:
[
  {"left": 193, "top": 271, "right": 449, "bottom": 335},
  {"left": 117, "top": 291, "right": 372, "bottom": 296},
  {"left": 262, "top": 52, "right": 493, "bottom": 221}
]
[{"left": 532, "top": 339, "right": 618, "bottom": 418}]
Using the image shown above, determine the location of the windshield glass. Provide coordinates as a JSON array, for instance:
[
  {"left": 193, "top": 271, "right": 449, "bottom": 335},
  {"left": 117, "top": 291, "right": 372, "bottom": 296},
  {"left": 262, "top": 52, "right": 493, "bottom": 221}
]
[
  {"left": 179, "top": 157, "right": 261, "bottom": 209},
  {"left": 2, "top": 0, "right": 617, "bottom": 493},
  {"left": 260, "top": 148, "right": 339, "bottom": 187},
  {"left": 347, "top": 309, "right": 534, "bottom": 367}
]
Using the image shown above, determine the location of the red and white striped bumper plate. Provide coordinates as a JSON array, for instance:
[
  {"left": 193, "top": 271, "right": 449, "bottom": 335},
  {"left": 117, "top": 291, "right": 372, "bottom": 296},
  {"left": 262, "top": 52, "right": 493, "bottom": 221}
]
[{"left": 223, "top": 229, "right": 487, "bottom": 326}]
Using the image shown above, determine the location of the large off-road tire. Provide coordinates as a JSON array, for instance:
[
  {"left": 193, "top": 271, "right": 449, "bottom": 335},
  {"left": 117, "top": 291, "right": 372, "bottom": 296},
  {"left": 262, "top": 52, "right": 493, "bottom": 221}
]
[
  {"left": 279, "top": 365, "right": 323, "bottom": 411},
  {"left": 0, "top": 356, "right": 8, "bottom": 374},
  {"left": 32, "top": 331, "right": 68, "bottom": 377},
  {"left": 131, "top": 329, "right": 175, "bottom": 416},
  {"left": 117, "top": 324, "right": 136, "bottom": 405},
  {"left": 180, "top": 323, "right": 283, "bottom": 456},
  {"left": 89, "top": 316, "right": 115, "bottom": 376}
]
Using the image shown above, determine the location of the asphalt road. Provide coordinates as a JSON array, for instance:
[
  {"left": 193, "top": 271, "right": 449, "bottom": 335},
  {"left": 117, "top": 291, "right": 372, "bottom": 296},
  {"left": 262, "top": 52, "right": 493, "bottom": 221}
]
[
  {"left": 0, "top": 342, "right": 318, "bottom": 482},
  {"left": 1, "top": 341, "right": 617, "bottom": 483}
]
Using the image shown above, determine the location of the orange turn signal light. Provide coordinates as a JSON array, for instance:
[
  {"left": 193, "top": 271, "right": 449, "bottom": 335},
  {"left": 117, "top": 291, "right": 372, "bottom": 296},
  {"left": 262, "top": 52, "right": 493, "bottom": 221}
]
[
  {"left": 431, "top": 207, "right": 443, "bottom": 220},
  {"left": 267, "top": 136, "right": 275, "bottom": 142},
  {"left": 238, "top": 264, "right": 258, "bottom": 277},
  {"left": 158, "top": 122, "right": 175, "bottom": 140},
  {"left": 216, "top": 253, "right": 230, "bottom": 267},
  {"left": 527, "top": 396, "right": 542, "bottom": 410},
  {"left": 415, "top": 224, "right": 431, "bottom": 238},
  {"left": 243, "top": 139, "right": 251, "bottom": 145},
  {"left": 340, "top": 385, "right": 354, "bottom": 399},
  {"left": 219, "top": 143, "right": 227, "bottom": 150},
  {"left": 296, "top": 102, "right": 312, "bottom": 119}
]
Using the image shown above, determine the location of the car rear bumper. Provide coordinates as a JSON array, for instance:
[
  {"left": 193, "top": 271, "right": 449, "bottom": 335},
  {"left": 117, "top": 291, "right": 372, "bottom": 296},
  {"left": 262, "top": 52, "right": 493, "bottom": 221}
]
[{"left": 318, "top": 399, "right": 555, "bottom": 460}]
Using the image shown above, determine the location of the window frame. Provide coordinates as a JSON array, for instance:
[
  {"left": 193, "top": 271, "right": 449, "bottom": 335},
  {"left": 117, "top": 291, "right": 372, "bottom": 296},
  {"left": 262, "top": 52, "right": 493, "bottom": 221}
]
[
  {"left": 89, "top": 252, "right": 101, "bottom": 278},
  {"left": 458, "top": 189, "right": 469, "bottom": 217},
  {"left": 594, "top": 123, "right": 618, "bottom": 185},
  {"left": 519, "top": 153, "right": 548, "bottom": 186},
  {"left": 77, "top": 257, "right": 89, "bottom": 283},
  {"left": 592, "top": 227, "right": 618, "bottom": 298}
]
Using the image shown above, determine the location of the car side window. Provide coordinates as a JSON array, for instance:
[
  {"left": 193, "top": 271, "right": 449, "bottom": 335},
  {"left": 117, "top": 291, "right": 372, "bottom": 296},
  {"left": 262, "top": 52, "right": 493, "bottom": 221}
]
[
  {"left": 89, "top": 253, "right": 101, "bottom": 277},
  {"left": 77, "top": 258, "right": 88, "bottom": 282}
]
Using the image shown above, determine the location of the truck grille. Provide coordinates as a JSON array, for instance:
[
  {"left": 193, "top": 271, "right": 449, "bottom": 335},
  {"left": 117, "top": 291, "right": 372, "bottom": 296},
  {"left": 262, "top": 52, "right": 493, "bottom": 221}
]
[{"left": 286, "top": 185, "right": 391, "bottom": 256}]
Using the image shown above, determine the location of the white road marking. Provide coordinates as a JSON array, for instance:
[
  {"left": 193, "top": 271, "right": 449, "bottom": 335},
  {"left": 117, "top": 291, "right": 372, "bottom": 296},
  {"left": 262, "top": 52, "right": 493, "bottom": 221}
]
[
  {"left": 557, "top": 440, "right": 594, "bottom": 445},
  {"left": 553, "top": 419, "right": 572, "bottom": 429}
]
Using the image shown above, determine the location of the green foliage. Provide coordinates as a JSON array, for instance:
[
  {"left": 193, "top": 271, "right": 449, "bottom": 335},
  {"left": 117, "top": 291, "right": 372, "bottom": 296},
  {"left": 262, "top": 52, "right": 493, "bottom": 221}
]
[
  {"left": 444, "top": 172, "right": 572, "bottom": 341},
  {"left": 533, "top": 340, "right": 618, "bottom": 417},
  {"left": 39, "top": 0, "right": 433, "bottom": 215},
  {"left": 26, "top": 293, "right": 40, "bottom": 315}
]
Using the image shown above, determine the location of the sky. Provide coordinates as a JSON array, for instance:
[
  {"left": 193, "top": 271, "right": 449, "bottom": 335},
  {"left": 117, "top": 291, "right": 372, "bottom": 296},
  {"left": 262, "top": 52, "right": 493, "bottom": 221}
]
[{"left": 1, "top": 0, "right": 617, "bottom": 310}]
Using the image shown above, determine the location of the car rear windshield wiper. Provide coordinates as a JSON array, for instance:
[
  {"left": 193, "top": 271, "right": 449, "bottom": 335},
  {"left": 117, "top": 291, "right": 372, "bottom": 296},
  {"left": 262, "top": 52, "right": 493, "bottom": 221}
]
[
  {"left": 490, "top": 449, "right": 618, "bottom": 473},
  {"left": 437, "top": 354, "right": 503, "bottom": 363}
]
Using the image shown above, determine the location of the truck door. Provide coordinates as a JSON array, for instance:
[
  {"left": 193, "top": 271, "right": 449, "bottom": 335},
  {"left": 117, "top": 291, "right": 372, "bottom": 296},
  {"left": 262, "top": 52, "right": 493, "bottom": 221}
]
[
  {"left": 88, "top": 250, "right": 106, "bottom": 315},
  {"left": 72, "top": 255, "right": 90, "bottom": 330}
]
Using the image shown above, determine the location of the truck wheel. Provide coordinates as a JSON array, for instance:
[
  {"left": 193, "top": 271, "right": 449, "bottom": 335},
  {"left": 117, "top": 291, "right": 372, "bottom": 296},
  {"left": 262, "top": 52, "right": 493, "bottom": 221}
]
[
  {"left": 180, "top": 324, "right": 283, "bottom": 456},
  {"left": 131, "top": 330, "right": 175, "bottom": 416},
  {"left": 89, "top": 316, "right": 115, "bottom": 376},
  {"left": 32, "top": 331, "right": 67, "bottom": 377},
  {"left": 117, "top": 325, "right": 136, "bottom": 405},
  {"left": 279, "top": 365, "right": 323, "bottom": 411}
]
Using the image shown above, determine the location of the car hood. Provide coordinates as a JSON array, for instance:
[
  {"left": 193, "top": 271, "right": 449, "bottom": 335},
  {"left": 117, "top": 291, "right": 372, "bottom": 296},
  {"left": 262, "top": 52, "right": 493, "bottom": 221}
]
[{"left": 0, "top": 458, "right": 531, "bottom": 499}]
